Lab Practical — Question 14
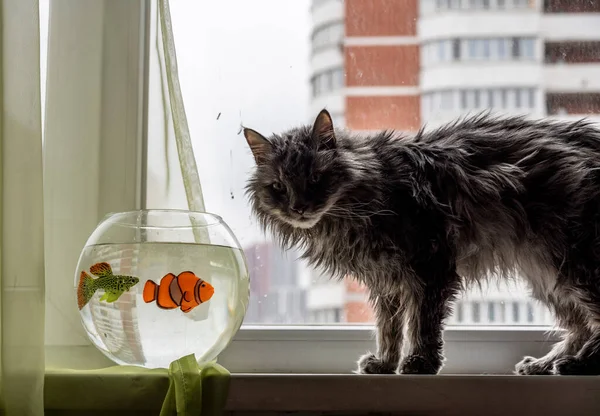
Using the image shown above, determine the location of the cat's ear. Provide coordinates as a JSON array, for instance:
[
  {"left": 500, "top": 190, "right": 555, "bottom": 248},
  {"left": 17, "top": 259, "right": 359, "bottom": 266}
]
[
  {"left": 311, "top": 109, "right": 336, "bottom": 149},
  {"left": 243, "top": 128, "right": 272, "bottom": 164}
]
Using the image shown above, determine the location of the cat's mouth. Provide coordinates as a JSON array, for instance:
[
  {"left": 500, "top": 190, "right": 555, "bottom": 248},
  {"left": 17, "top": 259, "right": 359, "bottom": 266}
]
[{"left": 280, "top": 212, "right": 322, "bottom": 229}]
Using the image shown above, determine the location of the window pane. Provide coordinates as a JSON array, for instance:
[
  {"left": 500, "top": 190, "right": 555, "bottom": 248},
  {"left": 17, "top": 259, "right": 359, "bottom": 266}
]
[
  {"left": 481, "top": 89, "right": 491, "bottom": 108},
  {"left": 456, "top": 302, "right": 464, "bottom": 322},
  {"left": 512, "top": 302, "right": 520, "bottom": 322},
  {"left": 482, "top": 39, "right": 491, "bottom": 58},
  {"left": 528, "top": 88, "right": 535, "bottom": 109},
  {"left": 487, "top": 303, "right": 495, "bottom": 322},
  {"left": 472, "top": 302, "right": 481, "bottom": 323},
  {"left": 438, "top": 41, "right": 447, "bottom": 61},
  {"left": 498, "top": 38, "right": 507, "bottom": 59},
  {"left": 452, "top": 39, "right": 461, "bottom": 60},
  {"left": 491, "top": 89, "right": 501, "bottom": 108},
  {"left": 468, "top": 40, "right": 477, "bottom": 59},
  {"left": 146, "top": 0, "right": 600, "bottom": 327},
  {"left": 511, "top": 37, "right": 520, "bottom": 58},
  {"left": 527, "top": 303, "right": 534, "bottom": 323},
  {"left": 520, "top": 38, "right": 535, "bottom": 59}
]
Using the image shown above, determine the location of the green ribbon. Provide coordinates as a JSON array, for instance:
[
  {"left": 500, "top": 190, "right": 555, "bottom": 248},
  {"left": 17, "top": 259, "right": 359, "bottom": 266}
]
[{"left": 159, "top": 354, "right": 230, "bottom": 416}]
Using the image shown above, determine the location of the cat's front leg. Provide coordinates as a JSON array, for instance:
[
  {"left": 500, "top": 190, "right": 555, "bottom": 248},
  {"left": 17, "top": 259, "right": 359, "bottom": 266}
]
[
  {"left": 357, "top": 293, "right": 405, "bottom": 374},
  {"left": 399, "top": 268, "right": 460, "bottom": 375}
]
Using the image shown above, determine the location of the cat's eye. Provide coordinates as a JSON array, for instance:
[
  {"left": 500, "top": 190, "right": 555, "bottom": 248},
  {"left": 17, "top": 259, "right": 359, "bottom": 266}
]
[{"left": 270, "top": 182, "right": 284, "bottom": 192}]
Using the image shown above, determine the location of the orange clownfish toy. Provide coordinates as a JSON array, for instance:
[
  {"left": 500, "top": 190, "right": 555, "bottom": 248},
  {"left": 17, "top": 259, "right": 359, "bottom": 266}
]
[{"left": 143, "top": 271, "right": 214, "bottom": 313}]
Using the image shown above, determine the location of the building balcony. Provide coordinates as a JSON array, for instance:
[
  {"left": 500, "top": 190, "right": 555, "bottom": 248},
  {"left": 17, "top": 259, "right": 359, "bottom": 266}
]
[
  {"left": 419, "top": 12, "right": 539, "bottom": 41},
  {"left": 541, "top": 14, "right": 600, "bottom": 41},
  {"left": 421, "top": 61, "right": 541, "bottom": 90},
  {"left": 544, "top": 63, "right": 600, "bottom": 93}
]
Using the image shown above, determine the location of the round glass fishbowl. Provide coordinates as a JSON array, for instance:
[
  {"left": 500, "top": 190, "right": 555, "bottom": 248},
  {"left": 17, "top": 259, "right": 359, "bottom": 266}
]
[{"left": 74, "top": 209, "right": 250, "bottom": 369}]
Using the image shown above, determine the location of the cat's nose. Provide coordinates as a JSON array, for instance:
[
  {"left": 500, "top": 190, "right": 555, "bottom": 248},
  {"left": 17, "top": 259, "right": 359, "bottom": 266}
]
[{"left": 291, "top": 205, "right": 307, "bottom": 215}]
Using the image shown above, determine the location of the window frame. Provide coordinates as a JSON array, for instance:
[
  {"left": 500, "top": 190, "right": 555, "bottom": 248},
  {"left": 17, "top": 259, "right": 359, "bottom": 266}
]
[{"left": 45, "top": 0, "right": 562, "bottom": 377}]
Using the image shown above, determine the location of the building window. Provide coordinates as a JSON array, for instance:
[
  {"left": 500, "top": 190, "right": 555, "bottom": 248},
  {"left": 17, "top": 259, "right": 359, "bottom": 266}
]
[
  {"left": 506, "top": 89, "right": 516, "bottom": 109},
  {"left": 527, "top": 303, "right": 534, "bottom": 323},
  {"left": 481, "top": 89, "right": 491, "bottom": 108},
  {"left": 511, "top": 37, "right": 520, "bottom": 58},
  {"left": 527, "top": 88, "right": 535, "bottom": 109},
  {"left": 497, "top": 38, "right": 508, "bottom": 59},
  {"left": 453, "top": 39, "right": 461, "bottom": 60},
  {"left": 512, "top": 302, "right": 520, "bottom": 322},
  {"left": 426, "top": 87, "right": 537, "bottom": 114},
  {"left": 482, "top": 39, "right": 491, "bottom": 58},
  {"left": 488, "top": 303, "right": 495, "bottom": 322},
  {"left": 312, "top": 22, "right": 344, "bottom": 53},
  {"left": 472, "top": 302, "right": 481, "bottom": 323},
  {"left": 520, "top": 38, "right": 535, "bottom": 59},
  {"left": 441, "top": 90, "right": 453, "bottom": 109},
  {"left": 334, "top": 308, "right": 342, "bottom": 322},
  {"left": 434, "top": 0, "right": 536, "bottom": 10},
  {"left": 467, "top": 39, "right": 478, "bottom": 59},
  {"left": 456, "top": 302, "right": 464, "bottom": 322},
  {"left": 425, "top": 37, "right": 536, "bottom": 65},
  {"left": 311, "top": 67, "right": 344, "bottom": 97}
]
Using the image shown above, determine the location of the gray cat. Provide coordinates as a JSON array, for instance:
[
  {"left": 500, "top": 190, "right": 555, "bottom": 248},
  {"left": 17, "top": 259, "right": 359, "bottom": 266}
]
[{"left": 243, "top": 108, "right": 600, "bottom": 375}]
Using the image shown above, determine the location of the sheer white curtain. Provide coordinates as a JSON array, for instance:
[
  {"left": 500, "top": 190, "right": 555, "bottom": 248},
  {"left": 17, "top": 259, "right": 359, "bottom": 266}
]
[{"left": 1, "top": 0, "right": 46, "bottom": 414}]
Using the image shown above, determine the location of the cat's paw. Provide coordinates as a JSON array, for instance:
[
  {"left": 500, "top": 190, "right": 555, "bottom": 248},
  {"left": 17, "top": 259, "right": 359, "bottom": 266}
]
[
  {"left": 515, "top": 356, "right": 553, "bottom": 375},
  {"left": 553, "top": 355, "right": 585, "bottom": 375},
  {"left": 399, "top": 355, "right": 440, "bottom": 375},
  {"left": 553, "top": 355, "right": 600, "bottom": 375},
  {"left": 356, "top": 353, "right": 397, "bottom": 374}
]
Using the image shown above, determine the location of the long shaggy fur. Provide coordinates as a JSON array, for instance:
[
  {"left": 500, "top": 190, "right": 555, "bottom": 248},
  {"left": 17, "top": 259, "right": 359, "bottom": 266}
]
[{"left": 243, "top": 109, "right": 600, "bottom": 375}]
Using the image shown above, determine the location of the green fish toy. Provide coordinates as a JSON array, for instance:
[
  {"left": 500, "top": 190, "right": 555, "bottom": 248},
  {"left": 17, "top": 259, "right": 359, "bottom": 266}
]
[{"left": 77, "top": 262, "right": 139, "bottom": 310}]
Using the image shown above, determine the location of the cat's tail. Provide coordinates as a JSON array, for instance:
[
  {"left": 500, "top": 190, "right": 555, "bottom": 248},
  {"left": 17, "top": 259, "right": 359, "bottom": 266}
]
[{"left": 77, "top": 271, "right": 96, "bottom": 310}]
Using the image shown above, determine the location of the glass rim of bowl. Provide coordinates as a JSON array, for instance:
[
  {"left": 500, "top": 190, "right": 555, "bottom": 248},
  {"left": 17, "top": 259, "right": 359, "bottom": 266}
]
[{"left": 101, "top": 209, "right": 225, "bottom": 230}]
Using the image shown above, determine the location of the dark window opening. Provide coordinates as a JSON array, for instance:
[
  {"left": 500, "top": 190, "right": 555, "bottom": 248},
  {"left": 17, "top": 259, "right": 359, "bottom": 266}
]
[
  {"left": 547, "top": 93, "right": 600, "bottom": 115},
  {"left": 472, "top": 302, "right": 481, "bottom": 323},
  {"left": 545, "top": 41, "right": 600, "bottom": 64},
  {"left": 512, "top": 302, "right": 520, "bottom": 322},
  {"left": 544, "top": 0, "right": 600, "bottom": 13},
  {"left": 488, "top": 303, "right": 495, "bottom": 322}
]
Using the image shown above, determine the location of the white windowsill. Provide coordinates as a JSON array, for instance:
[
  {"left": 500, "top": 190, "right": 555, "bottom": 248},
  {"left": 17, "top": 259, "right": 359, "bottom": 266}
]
[
  {"left": 46, "top": 325, "right": 560, "bottom": 374},
  {"left": 219, "top": 325, "right": 560, "bottom": 374}
]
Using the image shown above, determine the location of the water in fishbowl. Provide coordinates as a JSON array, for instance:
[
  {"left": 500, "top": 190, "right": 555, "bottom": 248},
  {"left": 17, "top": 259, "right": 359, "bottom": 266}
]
[{"left": 75, "top": 242, "right": 249, "bottom": 369}]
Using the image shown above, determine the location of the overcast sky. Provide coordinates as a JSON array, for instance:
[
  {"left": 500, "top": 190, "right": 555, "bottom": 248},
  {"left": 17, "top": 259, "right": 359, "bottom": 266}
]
[{"left": 147, "top": 0, "right": 312, "bottom": 250}]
